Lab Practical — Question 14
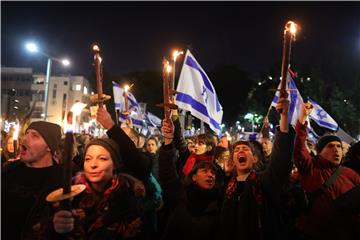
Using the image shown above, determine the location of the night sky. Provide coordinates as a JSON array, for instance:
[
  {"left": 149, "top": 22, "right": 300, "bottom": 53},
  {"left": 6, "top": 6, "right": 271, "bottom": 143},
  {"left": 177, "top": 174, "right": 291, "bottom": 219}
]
[{"left": 2, "top": 1, "right": 360, "bottom": 125}]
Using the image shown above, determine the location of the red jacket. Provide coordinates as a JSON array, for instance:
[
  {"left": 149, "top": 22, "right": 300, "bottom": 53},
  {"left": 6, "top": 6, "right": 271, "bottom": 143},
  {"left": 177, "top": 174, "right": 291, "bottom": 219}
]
[{"left": 294, "top": 121, "right": 360, "bottom": 238}]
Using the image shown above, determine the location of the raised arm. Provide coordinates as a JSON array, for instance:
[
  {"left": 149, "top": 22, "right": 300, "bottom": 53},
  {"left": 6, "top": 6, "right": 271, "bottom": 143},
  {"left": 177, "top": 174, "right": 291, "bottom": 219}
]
[
  {"left": 261, "top": 97, "right": 295, "bottom": 194},
  {"left": 96, "top": 107, "right": 151, "bottom": 181},
  {"left": 159, "top": 118, "right": 186, "bottom": 208},
  {"left": 294, "top": 102, "right": 315, "bottom": 174}
]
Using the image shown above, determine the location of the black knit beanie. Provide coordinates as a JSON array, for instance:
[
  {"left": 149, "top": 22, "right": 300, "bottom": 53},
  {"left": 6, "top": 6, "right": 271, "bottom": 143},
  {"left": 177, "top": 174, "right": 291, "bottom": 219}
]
[
  {"left": 84, "top": 138, "right": 122, "bottom": 170},
  {"left": 316, "top": 135, "right": 342, "bottom": 154},
  {"left": 27, "top": 121, "right": 62, "bottom": 154}
]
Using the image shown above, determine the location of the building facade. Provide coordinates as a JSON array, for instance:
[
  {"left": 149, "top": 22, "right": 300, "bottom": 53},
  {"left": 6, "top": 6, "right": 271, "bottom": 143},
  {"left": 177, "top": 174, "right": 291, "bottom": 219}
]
[
  {"left": 1, "top": 67, "right": 33, "bottom": 121},
  {"left": 1, "top": 67, "right": 92, "bottom": 128},
  {"left": 31, "top": 74, "right": 92, "bottom": 126}
]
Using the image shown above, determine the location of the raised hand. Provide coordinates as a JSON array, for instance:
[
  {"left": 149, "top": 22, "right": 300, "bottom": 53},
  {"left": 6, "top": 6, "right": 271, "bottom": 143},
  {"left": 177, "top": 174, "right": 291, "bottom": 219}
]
[
  {"left": 161, "top": 118, "right": 174, "bottom": 145},
  {"left": 299, "top": 102, "right": 314, "bottom": 125},
  {"left": 276, "top": 96, "right": 290, "bottom": 132},
  {"left": 96, "top": 107, "right": 115, "bottom": 130}
]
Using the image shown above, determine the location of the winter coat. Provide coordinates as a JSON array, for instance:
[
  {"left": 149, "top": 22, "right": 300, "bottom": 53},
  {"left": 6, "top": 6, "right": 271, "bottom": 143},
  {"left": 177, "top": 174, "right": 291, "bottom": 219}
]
[
  {"left": 2, "top": 160, "right": 63, "bottom": 240},
  {"left": 219, "top": 126, "right": 295, "bottom": 240},
  {"left": 294, "top": 121, "right": 360, "bottom": 239},
  {"left": 159, "top": 143, "right": 221, "bottom": 240},
  {"left": 45, "top": 172, "right": 146, "bottom": 240}
]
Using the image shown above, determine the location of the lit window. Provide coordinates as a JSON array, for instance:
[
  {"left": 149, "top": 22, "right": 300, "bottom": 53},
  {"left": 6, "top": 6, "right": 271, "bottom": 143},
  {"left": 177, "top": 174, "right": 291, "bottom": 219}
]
[
  {"left": 83, "top": 86, "right": 88, "bottom": 95},
  {"left": 76, "top": 84, "right": 81, "bottom": 91}
]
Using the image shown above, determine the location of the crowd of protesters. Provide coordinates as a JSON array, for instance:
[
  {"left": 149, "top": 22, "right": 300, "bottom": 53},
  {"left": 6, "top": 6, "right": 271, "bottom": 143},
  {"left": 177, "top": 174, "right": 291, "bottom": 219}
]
[{"left": 1, "top": 97, "right": 360, "bottom": 240}]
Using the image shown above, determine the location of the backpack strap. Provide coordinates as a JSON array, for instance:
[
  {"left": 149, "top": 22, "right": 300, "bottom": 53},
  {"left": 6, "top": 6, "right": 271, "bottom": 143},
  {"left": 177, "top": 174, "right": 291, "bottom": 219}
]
[
  {"left": 320, "top": 166, "right": 343, "bottom": 192},
  {"left": 306, "top": 166, "right": 343, "bottom": 207}
]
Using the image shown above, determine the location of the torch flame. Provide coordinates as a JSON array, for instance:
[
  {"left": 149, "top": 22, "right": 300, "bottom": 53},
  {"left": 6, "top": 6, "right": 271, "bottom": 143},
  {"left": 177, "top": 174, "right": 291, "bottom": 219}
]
[
  {"left": 286, "top": 21, "right": 298, "bottom": 36},
  {"left": 172, "top": 50, "right": 184, "bottom": 61},
  {"left": 92, "top": 45, "right": 100, "bottom": 52},
  {"left": 166, "top": 65, "right": 172, "bottom": 73},
  {"left": 124, "top": 85, "right": 130, "bottom": 92},
  {"left": 13, "top": 123, "right": 20, "bottom": 141}
]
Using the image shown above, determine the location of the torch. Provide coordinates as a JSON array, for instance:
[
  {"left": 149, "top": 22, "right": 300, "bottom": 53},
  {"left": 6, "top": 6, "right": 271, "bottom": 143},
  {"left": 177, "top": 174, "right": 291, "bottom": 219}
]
[
  {"left": 170, "top": 50, "right": 184, "bottom": 100},
  {"left": 12, "top": 122, "right": 19, "bottom": 157},
  {"left": 278, "top": 21, "right": 298, "bottom": 113},
  {"left": 157, "top": 58, "right": 178, "bottom": 120},
  {"left": 46, "top": 110, "right": 86, "bottom": 208},
  {"left": 121, "top": 84, "right": 134, "bottom": 126},
  {"left": 90, "top": 44, "right": 111, "bottom": 108}
]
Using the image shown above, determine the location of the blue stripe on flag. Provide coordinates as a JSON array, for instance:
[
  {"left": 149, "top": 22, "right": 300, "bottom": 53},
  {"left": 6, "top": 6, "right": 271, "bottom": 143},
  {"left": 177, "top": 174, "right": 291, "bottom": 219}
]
[
  {"left": 185, "top": 56, "right": 214, "bottom": 94},
  {"left": 119, "top": 113, "right": 144, "bottom": 127},
  {"left": 288, "top": 79, "right": 298, "bottom": 122},
  {"left": 176, "top": 92, "right": 221, "bottom": 131}
]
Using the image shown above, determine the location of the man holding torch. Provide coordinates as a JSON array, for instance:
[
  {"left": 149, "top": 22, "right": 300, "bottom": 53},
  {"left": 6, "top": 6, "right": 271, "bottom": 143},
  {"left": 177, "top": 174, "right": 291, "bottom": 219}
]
[{"left": 2, "top": 121, "right": 63, "bottom": 240}]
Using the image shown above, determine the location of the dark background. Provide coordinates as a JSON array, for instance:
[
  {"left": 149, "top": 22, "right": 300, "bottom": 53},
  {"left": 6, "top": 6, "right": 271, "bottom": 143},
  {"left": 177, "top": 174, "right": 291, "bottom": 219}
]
[{"left": 2, "top": 1, "right": 360, "bottom": 135}]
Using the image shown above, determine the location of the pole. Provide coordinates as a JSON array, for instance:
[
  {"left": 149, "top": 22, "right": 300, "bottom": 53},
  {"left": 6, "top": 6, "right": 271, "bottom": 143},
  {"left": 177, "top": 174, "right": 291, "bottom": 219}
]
[
  {"left": 278, "top": 21, "right": 297, "bottom": 113},
  {"left": 44, "top": 58, "right": 52, "bottom": 121},
  {"left": 200, "top": 120, "right": 205, "bottom": 134}
]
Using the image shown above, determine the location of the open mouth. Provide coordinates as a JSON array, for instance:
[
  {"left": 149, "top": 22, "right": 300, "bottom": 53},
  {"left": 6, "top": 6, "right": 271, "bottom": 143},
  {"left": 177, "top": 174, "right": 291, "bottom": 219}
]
[
  {"left": 238, "top": 156, "right": 246, "bottom": 163},
  {"left": 20, "top": 144, "right": 28, "bottom": 154},
  {"left": 205, "top": 179, "right": 214, "bottom": 185}
]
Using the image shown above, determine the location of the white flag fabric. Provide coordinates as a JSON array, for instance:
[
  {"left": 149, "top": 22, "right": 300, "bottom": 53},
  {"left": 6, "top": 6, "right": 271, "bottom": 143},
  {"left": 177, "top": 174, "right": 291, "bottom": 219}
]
[
  {"left": 271, "top": 71, "right": 303, "bottom": 126},
  {"left": 307, "top": 98, "right": 338, "bottom": 131},
  {"left": 112, "top": 81, "right": 125, "bottom": 110},
  {"left": 146, "top": 111, "right": 162, "bottom": 128},
  {"left": 112, "top": 81, "right": 144, "bottom": 128},
  {"left": 270, "top": 71, "right": 338, "bottom": 133},
  {"left": 176, "top": 50, "right": 223, "bottom": 134}
]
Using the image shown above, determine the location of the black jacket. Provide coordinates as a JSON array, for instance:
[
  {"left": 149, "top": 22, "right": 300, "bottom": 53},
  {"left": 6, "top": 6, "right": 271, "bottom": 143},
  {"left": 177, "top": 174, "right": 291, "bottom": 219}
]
[
  {"left": 159, "top": 143, "right": 221, "bottom": 240},
  {"left": 219, "top": 127, "right": 295, "bottom": 240}
]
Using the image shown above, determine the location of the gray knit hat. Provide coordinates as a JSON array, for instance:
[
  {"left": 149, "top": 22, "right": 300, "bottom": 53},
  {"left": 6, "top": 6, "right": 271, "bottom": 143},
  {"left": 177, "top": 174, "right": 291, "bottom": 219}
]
[
  {"left": 27, "top": 121, "right": 62, "bottom": 155},
  {"left": 84, "top": 138, "right": 122, "bottom": 170}
]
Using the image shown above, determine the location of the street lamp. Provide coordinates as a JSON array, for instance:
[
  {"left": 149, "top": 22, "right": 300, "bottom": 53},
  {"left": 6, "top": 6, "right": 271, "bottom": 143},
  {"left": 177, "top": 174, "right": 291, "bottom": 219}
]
[{"left": 25, "top": 41, "right": 70, "bottom": 121}]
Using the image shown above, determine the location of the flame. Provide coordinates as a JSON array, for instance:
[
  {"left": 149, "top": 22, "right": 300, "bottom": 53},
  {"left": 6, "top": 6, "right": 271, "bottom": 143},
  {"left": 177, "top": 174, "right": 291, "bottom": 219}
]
[
  {"left": 70, "top": 102, "right": 87, "bottom": 116},
  {"left": 92, "top": 45, "right": 100, "bottom": 51},
  {"left": 286, "top": 21, "right": 298, "bottom": 36},
  {"left": 172, "top": 50, "right": 184, "bottom": 61},
  {"left": 13, "top": 123, "right": 20, "bottom": 141}
]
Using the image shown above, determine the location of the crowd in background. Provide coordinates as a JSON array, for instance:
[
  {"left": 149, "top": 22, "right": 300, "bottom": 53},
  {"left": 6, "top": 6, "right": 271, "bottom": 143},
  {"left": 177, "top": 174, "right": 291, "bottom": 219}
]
[{"left": 1, "top": 98, "right": 360, "bottom": 240}]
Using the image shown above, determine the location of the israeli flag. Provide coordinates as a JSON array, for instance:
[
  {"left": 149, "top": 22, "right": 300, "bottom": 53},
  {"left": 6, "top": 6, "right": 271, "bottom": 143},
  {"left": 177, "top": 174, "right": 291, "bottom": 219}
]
[
  {"left": 307, "top": 98, "right": 338, "bottom": 131},
  {"left": 146, "top": 111, "right": 162, "bottom": 128},
  {"left": 112, "top": 81, "right": 124, "bottom": 110},
  {"left": 112, "top": 81, "right": 144, "bottom": 128},
  {"left": 176, "top": 50, "right": 223, "bottom": 134},
  {"left": 271, "top": 71, "right": 303, "bottom": 126}
]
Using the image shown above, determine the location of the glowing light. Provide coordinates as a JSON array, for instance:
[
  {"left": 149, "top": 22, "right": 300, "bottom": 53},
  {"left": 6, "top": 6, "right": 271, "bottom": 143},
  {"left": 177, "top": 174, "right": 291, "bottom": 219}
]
[
  {"left": 92, "top": 45, "right": 100, "bottom": 51},
  {"left": 124, "top": 85, "right": 130, "bottom": 92},
  {"left": 172, "top": 50, "right": 184, "bottom": 61},
  {"left": 13, "top": 123, "right": 20, "bottom": 141},
  {"left": 70, "top": 102, "right": 87, "bottom": 116},
  {"left": 62, "top": 59, "right": 70, "bottom": 66},
  {"left": 25, "top": 42, "right": 38, "bottom": 53}
]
